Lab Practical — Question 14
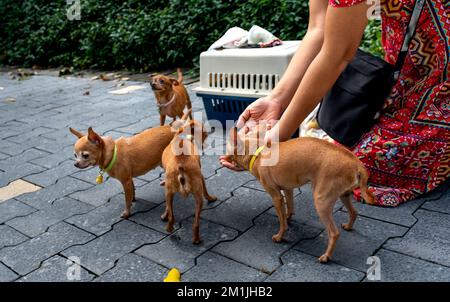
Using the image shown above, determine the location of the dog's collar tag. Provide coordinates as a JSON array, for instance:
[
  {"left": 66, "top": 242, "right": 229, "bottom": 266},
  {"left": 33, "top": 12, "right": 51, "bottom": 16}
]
[
  {"left": 249, "top": 146, "right": 266, "bottom": 173},
  {"left": 96, "top": 144, "right": 118, "bottom": 184}
]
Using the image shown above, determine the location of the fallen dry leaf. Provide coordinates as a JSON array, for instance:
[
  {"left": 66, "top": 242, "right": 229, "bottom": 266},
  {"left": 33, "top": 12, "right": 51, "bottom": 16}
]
[
  {"left": 100, "top": 73, "right": 115, "bottom": 81},
  {"left": 4, "top": 97, "right": 16, "bottom": 103}
]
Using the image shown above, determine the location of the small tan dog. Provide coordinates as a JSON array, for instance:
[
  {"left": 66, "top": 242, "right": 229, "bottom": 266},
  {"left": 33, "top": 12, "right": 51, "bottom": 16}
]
[
  {"left": 150, "top": 68, "right": 192, "bottom": 126},
  {"left": 69, "top": 124, "right": 178, "bottom": 219},
  {"left": 225, "top": 127, "right": 375, "bottom": 263},
  {"left": 161, "top": 118, "right": 217, "bottom": 244}
]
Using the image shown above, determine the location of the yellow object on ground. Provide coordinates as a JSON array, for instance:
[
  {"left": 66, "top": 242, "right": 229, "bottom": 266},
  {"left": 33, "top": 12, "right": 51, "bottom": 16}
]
[{"left": 164, "top": 268, "right": 181, "bottom": 282}]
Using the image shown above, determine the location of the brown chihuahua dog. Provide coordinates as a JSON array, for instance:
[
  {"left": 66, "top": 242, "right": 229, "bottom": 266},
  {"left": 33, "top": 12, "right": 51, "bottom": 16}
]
[
  {"left": 69, "top": 123, "right": 178, "bottom": 219},
  {"left": 161, "top": 118, "right": 217, "bottom": 244},
  {"left": 150, "top": 68, "right": 193, "bottom": 126},
  {"left": 225, "top": 127, "right": 375, "bottom": 263}
]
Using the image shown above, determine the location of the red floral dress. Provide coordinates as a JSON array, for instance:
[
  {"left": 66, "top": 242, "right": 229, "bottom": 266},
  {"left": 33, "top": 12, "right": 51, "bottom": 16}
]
[{"left": 329, "top": 0, "right": 449, "bottom": 206}]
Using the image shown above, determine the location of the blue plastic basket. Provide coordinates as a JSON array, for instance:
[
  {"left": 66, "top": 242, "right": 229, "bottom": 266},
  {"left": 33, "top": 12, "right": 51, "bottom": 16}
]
[{"left": 198, "top": 93, "right": 257, "bottom": 127}]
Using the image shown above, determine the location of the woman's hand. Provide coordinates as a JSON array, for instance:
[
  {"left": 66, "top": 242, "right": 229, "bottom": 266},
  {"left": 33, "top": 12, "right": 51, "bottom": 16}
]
[
  {"left": 219, "top": 155, "right": 245, "bottom": 171},
  {"left": 219, "top": 96, "right": 283, "bottom": 171},
  {"left": 236, "top": 96, "right": 283, "bottom": 133}
]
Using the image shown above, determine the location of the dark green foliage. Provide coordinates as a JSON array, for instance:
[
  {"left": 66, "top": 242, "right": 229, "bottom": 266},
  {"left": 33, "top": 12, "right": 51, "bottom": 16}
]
[{"left": 0, "top": 0, "right": 382, "bottom": 71}]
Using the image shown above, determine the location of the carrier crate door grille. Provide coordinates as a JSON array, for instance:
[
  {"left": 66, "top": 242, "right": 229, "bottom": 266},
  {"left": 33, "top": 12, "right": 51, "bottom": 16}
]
[{"left": 208, "top": 73, "right": 279, "bottom": 92}]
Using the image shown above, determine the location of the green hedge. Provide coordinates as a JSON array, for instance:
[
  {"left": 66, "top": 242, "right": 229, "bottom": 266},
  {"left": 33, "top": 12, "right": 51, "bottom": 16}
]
[{"left": 0, "top": 0, "right": 382, "bottom": 71}]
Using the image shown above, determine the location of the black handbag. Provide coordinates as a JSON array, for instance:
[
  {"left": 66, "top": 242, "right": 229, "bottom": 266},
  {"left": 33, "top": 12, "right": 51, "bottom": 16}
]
[{"left": 317, "top": 0, "right": 425, "bottom": 147}]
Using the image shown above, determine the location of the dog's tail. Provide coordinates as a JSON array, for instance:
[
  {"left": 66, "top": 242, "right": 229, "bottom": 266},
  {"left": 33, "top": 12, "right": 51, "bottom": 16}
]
[
  {"left": 177, "top": 165, "right": 190, "bottom": 198},
  {"left": 357, "top": 164, "right": 376, "bottom": 205},
  {"left": 177, "top": 68, "right": 183, "bottom": 84}
]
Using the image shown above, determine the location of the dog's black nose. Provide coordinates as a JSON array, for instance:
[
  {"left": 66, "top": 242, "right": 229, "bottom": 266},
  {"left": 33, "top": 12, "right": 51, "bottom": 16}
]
[{"left": 74, "top": 162, "right": 79, "bottom": 168}]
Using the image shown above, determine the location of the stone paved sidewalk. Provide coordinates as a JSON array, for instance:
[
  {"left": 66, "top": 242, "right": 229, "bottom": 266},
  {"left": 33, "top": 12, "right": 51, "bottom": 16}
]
[{"left": 0, "top": 73, "right": 449, "bottom": 282}]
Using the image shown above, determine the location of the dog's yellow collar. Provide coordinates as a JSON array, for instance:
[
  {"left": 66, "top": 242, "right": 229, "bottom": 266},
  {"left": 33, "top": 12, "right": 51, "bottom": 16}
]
[
  {"left": 249, "top": 146, "right": 265, "bottom": 173},
  {"left": 96, "top": 144, "right": 118, "bottom": 184}
]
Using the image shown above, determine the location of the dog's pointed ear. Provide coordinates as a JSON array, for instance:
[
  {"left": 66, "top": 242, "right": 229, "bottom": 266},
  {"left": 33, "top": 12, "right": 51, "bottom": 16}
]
[
  {"left": 181, "top": 109, "right": 192, "bottom": 121},
  {"left": 170, "top": 79, "right": 180, "bottom": 86},
  {"left": 87, "top": 127, "right": 103, "bottom": 145},
  {"left": 69, "top": 127, "right": 84, "bottom": 139}
]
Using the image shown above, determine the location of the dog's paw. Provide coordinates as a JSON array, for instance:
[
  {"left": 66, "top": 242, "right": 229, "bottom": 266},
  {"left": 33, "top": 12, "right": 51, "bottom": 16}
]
[
  {"left": 160, "top": 212, "right": 168, "bottom": 221},
  {"left": 318, "top": 254, "right": 330, "bottom": 263},
  {"left": 207, "top": 195, "right": 217, "bottom": 203},
  {"left": 165, "top": 224, "right": 174, "bottom": 233},
  {"left": 342, "top": 223, "right": 353, "bottom": 231},
  {"left": 192, "top": 238, "right": 202, "bottom": 245},
  {"left": 271, "top": 234, "right": 283, "bottom": 243},
  {"left": 287, "top": 213, "right": 294, "bottom": 223},
  {"left": 120, "top": 211, "right": 130, "bottom": 219}
]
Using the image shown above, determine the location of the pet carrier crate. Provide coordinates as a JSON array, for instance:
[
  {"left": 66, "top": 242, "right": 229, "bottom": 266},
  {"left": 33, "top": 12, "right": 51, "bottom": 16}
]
[{"left": 194, "top": 41, "right": 301, "bottom": 127}]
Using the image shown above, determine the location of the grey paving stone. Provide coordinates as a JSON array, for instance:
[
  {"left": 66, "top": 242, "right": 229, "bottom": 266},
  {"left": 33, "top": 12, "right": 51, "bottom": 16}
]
[
  {"left": 0, "top": 162, "right": 46, "bottom": 187},
  {"left": 0, "top": 140, "right": 21, "bottom": 156},
  {"left": 200, "top": 154, "right": 223, "bottom": 179},
  {"left": 342, "top": 198, "right": 425, "bottom": 228},
  {"left": 266, "top": 250, "right": 364, "bottom": 282},
  {"left": 6, "top": 197, "right": 94, "bottom": 237},
  {"left": 204, "top": 168, "right": 255, "bottom": 201},
  {"left": 0, "top": 152, "right": 9, "bottom": 160},
  {"left": 183, "top": 251, "right": 267, "bottom": 282},
  {"left": 0, "top": 263, "right": 18, "bottom": 282},
  {"left": 62, "top": 220, "right": 164, "bottom": 275},
  {"left": 242, "top": 180, "right": 266, "bottom": 192},
  {"left": 24, "top": 160, "right": 78, "bottom": 187},
  {"left": 213, "top": 213, "right": 321, "bottom": 273},
  {"left": 349, "top": 182, "right": 449, "bottom": 227},
  {"left": 30, "top": 145, "right": 74, "bottom": 169},
  {"left": 0, "top": 199, "right": 36, "bottom": 224},
  {"left": 95, "top": 253, "right": 167, "bottom": 282},
  {"left": 115, "top": 119, "right": 154, "bottom": 135},
  {"left": 17, "top": 176, "right": 93, "bottom": 209},
  {"left": 136, "top": 166, "right": 163, "bottom": 183},
  {"left": 69, "top": 178, "right": 143, "bottom": 207},
  {"left": 266, "top": 184, "right": 331, "bottom": 230},
  {"left": 365, "top": 249, "right": 450, "bottom": 282},
  {"left": 384, "top": 209, "right": 450, "bottom": 267},
  {"left": 136, "top": 218, "right": 238, "bottom": 272},
  {"left": 134, "top": 178, "right": 166, "bottom": 204},
  {"left": 294, "top": 211, "right": 408, "bottom": 272},
  {"left": 0, "top": 129, "right": 20, "bottom": 140},
  {"left": 421, "top": 182, "right": 450, "bottom": 214},
  {"left": 71, "top": 166, "right": 147, "bottom": 186},
  {"left": 6, "top": 127, "right": 55, "bottom": 144},
  {"left": 202, "top": 187, "right": 273, "bottom": 232},
  {"left": 0, "top": 148, "right": 49, "bottom": 171},
  {"left": 0, "top": 225, "right": 29, "bottom": 249},
  {"left": 18, "top": 255, "right": 95, "bottom": 282},
  {"left": 82, "top": 120, "right": 130, "bottom": 136},
  {"left": 0, "top": 222, "right": 94, "bottom": 275},
  {"left": 66, "top": 194, "right": 158, "bottom": 236},
  {"left": 2, "top": 136, "right": 56, "bottom": 156},
  {"left": 130, "top": 191, "right": 217, "bottom": 234}
]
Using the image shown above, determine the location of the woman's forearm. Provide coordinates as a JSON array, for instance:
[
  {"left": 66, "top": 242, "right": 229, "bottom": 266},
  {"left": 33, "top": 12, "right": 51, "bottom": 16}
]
[
  {"left": 270, "top": 28, "right": 324, "bottom": 109},
  {"left": 277, "top": 50, "right": 349, "bottom": 140},
  {"left": 276, "top": 3, "right": 370, "bottom": 141}
]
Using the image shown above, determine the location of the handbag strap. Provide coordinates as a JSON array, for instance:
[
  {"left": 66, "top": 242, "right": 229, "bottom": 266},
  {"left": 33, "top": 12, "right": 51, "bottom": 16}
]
[{"left": 393, "top": 0, "right": 426, "bottom": 81}]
